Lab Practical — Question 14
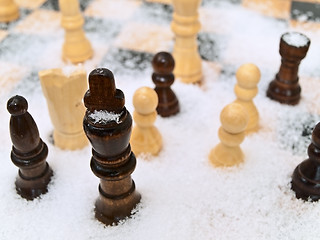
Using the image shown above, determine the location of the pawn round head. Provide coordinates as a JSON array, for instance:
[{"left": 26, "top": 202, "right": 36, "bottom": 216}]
[
  {"left": 236, "top": 63, "right": 261, "bottom": 88},
  {"left": 152, "top": 52, "right": 175, "bottom": 74},
  {"left": 7, "top": 95, "right": 28, "bottom": 116},
  {"left": 220, "top": 103, "right": 248, "bottom": 134},
  {"left": 133, "top": 87, "right": 158, "bottom": 115}
]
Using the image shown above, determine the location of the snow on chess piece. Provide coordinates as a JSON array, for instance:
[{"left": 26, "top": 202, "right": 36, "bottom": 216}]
[
  {"left": 7, "top": 95, "right": 53, "bottom": 200},
  {"left": 291, "top": 122, "right": 320, "bottom": 201},
  {"left": 267, "top": 32, "right": 310, "bottom": 105},
  {"left": 0, "top": 0, "right": 19, "bottom": 23},
  {"left": 83, "top": 68, "right": 141, "bottom": 225},
  {"left": 152, "top": 52, "right": 180, "bottom": 117},
  {"left": 59, "top": 0, "right": 93, "bottom": 63},
  {"left": 209, "top": 103, "right": 248, "bottom": 167},
  {"left": 233, "top": 63, "right": 261, "bottom": 134},
  {"left": 131, "top": 87, "right": 162, "bottom": 156}
]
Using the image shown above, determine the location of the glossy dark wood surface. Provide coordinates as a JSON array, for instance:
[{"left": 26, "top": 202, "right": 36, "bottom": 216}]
[
  {"left": 152, "top": 52, "right": 180, "bottom": 117},
  {"left": 291, "top": 122, "right": 320, "bottom": 201},
  {"left": 7, "top": 95, "right": 53, "bottom": 200},
  {"left": 83, "top": 68, "right": 141, "bottom": 225},
  {"left": 267, "top": 32, "right": 310, "bottom": 105}
]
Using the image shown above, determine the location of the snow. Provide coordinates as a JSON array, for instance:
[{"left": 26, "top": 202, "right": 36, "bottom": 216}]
[
  {"left": 1, "top": 1, "right": 320, "bottom": 240},
  {"left": 283, "top": 32, "right": 310, "bottom": 47},
  {"left": 88, "top": 110, "right": 122, "bottom": 124}
]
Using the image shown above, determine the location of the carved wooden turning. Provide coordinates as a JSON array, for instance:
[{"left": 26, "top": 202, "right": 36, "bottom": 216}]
[
  {"left": 7, "top": 95, "right": 53, "bottom": 200},
  {"left": 83, "top": 68, "right": 141, "bottom": 225}
]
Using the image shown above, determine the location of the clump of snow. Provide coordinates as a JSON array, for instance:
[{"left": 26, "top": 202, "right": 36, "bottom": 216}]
[
  {"left": 282, "top": 32, "right": 310, "bottom": 47},
  {"left": 89, "top": 110, "right": 122, "bottom": 124}
]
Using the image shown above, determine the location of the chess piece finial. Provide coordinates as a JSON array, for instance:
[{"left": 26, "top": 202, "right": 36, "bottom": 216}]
[
  {"left": 39, "top": 68, "right": 88, "bottom": 150},
  {"left": 131, "top": 87, "right": 162, "bottom": 156},
  {"left": 0, "top": 0, "right": 19, "bottom": 23},
  {"left": 234, "top": 63, "right": 260, "bottom": 134},
  {"left": 291, "top": 122, "right": 320, "bottom": 201},
  {"left": 171, "top": 0, "right": 202, "bottom": 84},
  {"left": 209, "top": 103, "right": 248, "bottom": 167},
  {"left": 7, "top": 95, "right": 53, "bottom": 200},
  {"left": 152, "top": 52, "right": 180, "bottom": 117},
  {"left": 267, "top": 32, "right": 310, "bottom": 105},
  {"left": 59, "top": 0, "right": 93, "bottom": 63},
  {"left": 83, "top": 68, "right": 141, "bottom": 225}
]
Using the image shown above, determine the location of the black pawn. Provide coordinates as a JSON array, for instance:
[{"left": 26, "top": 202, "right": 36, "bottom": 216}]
[
  {"left": 7, "top": 95, "right": 53, "bottom": 200},
  {"left": 152, "top": 52, "right": 180, "bottom": 117},
  {"left": 291, "top": 122, "right": 320, "bottom": 201}
]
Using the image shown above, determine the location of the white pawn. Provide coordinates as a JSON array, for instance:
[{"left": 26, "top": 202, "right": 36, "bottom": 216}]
[
  {"left": 59, "top": 0, "right": 93, "bottom": 63},
  {"left": 234, "top": 63, "right": 261, "bottom": 134},
  {"left": 209, "top": 103, "right": 248, "bottom": 167},
  {"left": 0, "top": 0, "right": 19, "bottom": 22},
  {"left": 131, "top": 87, "right": 162, "bottom": 156}
]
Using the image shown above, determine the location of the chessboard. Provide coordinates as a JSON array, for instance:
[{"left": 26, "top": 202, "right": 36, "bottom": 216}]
[{"left": 1, "top": 0, "right": 320, "bottom": 239}]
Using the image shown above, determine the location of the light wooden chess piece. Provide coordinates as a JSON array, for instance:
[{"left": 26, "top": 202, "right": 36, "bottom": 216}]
[
  {"left": 0, "top": 0, "right": 19, "bottom": 22},
  {"left": 131, "top": 87, "right": 162, "bottom": 156},
  {"left": 209, "top": 103, "right": 248, "bottom": 167},
  {"left": 233, "top": 63, "right": 261, "bottom": 134},
  {"left": 39, "top": 68, "right": 88, "bottom": 150},
  {"left": 59, "top": 0, "right": 93, "bottom": 63},
  {"left": 171, "top": 0, "right": 202, "bottom": 84}
]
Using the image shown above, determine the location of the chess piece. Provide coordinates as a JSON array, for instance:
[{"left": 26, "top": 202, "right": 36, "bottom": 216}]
[
  {"left": 267, "top": 32, "right": 310, "bottom": 105},
  {"left": 171, "top": 0, "right": 202, "bottom": 84},
  {"left": 152, "top": 52, "right": 180, "bottom": 117},
  {"left": 7, "top": 95, "right": 53, "bottom": 200},
  {"left": 233, "top": 63, "right": 261, "bottom": 134},
  {"left": 131, "top": 87, "right": 162, "bottom": 156},
  {"left": 291, "top": 122, "right": 320, "bottom": 201},
  {"left": 39, "top": 68, "right": 88, "bottom": 150},
  {"left": 83, "top": 68, "right": 141, "bottom": 225},
  {"left": 209, "top": 103, "right": 248, "bottom": 167},
  {"left": 59, "top": 0, "right": 93, "bottom": 63},
  {"left": 0, "top": 0, "right": 19, "bottom": 23}
]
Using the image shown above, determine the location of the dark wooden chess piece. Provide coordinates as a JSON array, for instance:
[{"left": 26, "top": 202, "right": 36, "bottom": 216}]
[
  {"left": 291, "top": 122, "right": 320, "bottom": 201},
  {"left": 7, "top": 95, "right": 53, "bottom": 200},
  {"left": 152, "top": 51, "right": 180, "bottom": 117},
  {"left": 267, "top": 32, "right": 310, "bottom": 105},
  {"left": 83, "top": 68, "right": 141, "bottom": 225}
]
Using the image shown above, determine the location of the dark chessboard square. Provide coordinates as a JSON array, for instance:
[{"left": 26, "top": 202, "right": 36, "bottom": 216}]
[
  {"left": 84, "top": 17, "right": 122, "bottom": 41},
  {"left": 100, "top": 48, "right": 153, "bottom": 76},
  {"left": 291, "top": 1, "right": 320, "bottom": 22},
  {"left": 198, "top": 32, "right": 222, "bottom": 62},
  {"left": 11, "top": 71, "right": 42, "bottom": 96},
  {"left": 41, "top": 0, "right": 93, "bottom": 11},
  {"left": 134, "top": 2, "right": 173, "bottom": 25}
]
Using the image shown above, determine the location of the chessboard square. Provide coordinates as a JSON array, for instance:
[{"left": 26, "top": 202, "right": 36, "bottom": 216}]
[
  {"left": 198, "top": 32, "right": 223, "bottom": 62},
  {"left": 15, "top": 0, "right": 47, "bottom": 9},
  {"left": 202, "top": 0, "right": 241, "bottom": 7},
  {"left": 84, "top": 0, "right": 141, "bottom": 21},
  {"left": 100, "top": 48, "right": 153, "bottom": 76},
  {"left": 114, "top": 22, "right": 173, "bottom": 53},
  {"left": 291, "top": 1, "right": 320, "bottom": 21},
  {"left": 13, "top": 9, "right": 61, "bottom": 35},
  {"left": 0, "top": 30, "right": 8, "bottom": 42},
  {"left": 146, "top": 0, "right": 171, "bottom": 4},
  {"left": 133, "top": 1, "right": 173, "bottom": 25},
  {"left": 242, "top": 0, "right": 291, "bottom": 19}
]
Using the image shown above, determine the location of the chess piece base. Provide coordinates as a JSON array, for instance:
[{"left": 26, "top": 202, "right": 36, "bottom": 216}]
[
  {"left": 291, "top": 160, "right": 320, "bottom": 201},
  {"left": 0, "top": 2, "right": 19, "bottom": 22},
  {"left": 62, "top": 40, "right": 93, "bottom": 63},
  {"left": 131, "top": 126, "right": 162, "bottom": 156},
  {"left": 266, "top": 77, "right": 301, "bottom": 105},
  {"left": 174, "top": 68, "right": 202, "bottom": 84},
  {"left": 15, "top": 162, "right": 53, "bottom": 200},
  {"left": 157, "top": 98, "right": 179, "bottom": 117},
  {"left": 53, "top": 130, "right": 88, "bottom": 150},
  {"left": 209, "top": 143, "right": 244, "bottom": 167},
  {"left": 95, "top": 183, "right": 141, "bottom": 225}
]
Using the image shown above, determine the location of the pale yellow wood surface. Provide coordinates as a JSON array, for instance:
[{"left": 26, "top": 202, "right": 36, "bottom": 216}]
[
  {"left": 0, "top": 0, "right": 19, "bottom": 22},
  {"left": 39, "top": 68, "right": 88, "bottom": 150},
  {"left": 131, "top": 87, "right": 162, "bottom": 156},
  {"left": 233, "top": 63, "right": 261, "bottom": 134},
  {"left": 59, "top": 0, "right": 93, "bottom": 63},
  {"left": 171, "top": 0, "right": 202, "bottom": 84},
  {"left": 209, "top": 103, "right": 248, "bottom": 167}
]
